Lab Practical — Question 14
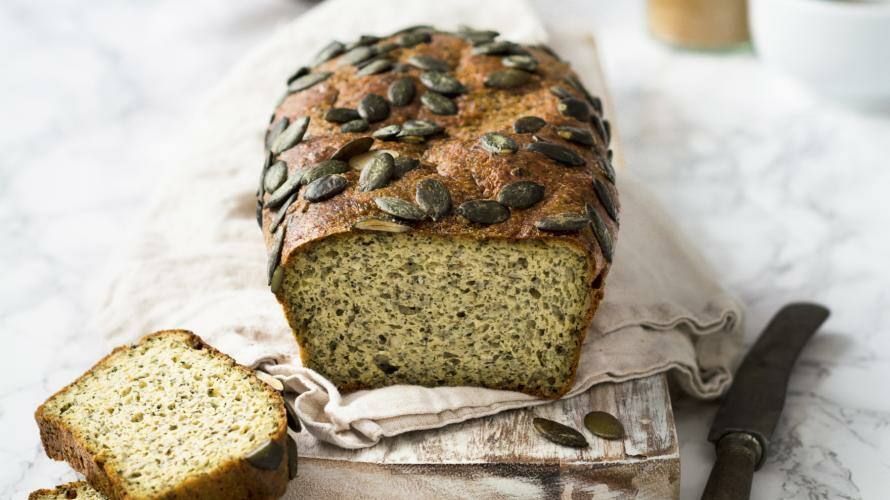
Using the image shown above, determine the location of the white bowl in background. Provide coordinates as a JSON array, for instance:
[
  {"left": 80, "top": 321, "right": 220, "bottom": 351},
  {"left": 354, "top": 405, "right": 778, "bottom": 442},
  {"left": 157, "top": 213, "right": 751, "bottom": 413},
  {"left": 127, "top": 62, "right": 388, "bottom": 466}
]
[{"left": 750, "top": 0, "right": 890, "bottom": 110}]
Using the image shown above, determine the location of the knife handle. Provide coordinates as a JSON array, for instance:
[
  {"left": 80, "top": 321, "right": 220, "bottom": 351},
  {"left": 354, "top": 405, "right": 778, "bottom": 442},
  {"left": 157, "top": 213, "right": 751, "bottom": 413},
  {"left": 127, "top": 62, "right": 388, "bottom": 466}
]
[{"left": 701, "top": 432, "right": 762, "bottom": 500}]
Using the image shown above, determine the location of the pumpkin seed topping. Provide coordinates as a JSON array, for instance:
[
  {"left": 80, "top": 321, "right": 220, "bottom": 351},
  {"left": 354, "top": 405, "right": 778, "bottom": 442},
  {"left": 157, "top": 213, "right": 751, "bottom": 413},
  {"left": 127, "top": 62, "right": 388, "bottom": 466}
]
[
  {"left": 457, "top": 200, "right": 509, "bottom": 225},
  {"left": 356, "top": 58, "right": 394, "bottom": 76},
  {"left": 287, "top": 72, "right": 332, "bottom": 93},
  {"left": 270, "top": 266, "right": 284, "bottom": 293},
  {"left": 266, "top": 174, "right": 302, "bottom": 209},
  {"left": 497, "top": 180, "right": 545, "bottom": 209},
  {"left": 245, "top": 439, "right": 285, "bottom": 470},
  {"left": 398, "top": 135, "right": 425, "bottom": 144},
  {"left": 338, "top": 46, "right": 374, "bottom": 67},
  {"left": 331, "top": 137, "right": 374, "bottom": 161},
  {"left": 400, "top": 119, "right": 443, "bottom": 137},
  {"left": 535, "top": 44, "right": 562, "bottom": 61},
  {"left": 393, "top": 156, "right": 420, "bottom": 178},
  {"left": 480, "top": 132, "right": 517, "bottom": 154},
  {"left": 266, "top": 117, "right": 289, "bottom": 150},
  {"left": 269, "top": 192, "right": 296, "bottom": 235},
  {"left": 526, "top": 141, "right": 585, "bottom": 166},
  {"left": 388, "top": 77, "right": 416, "bottom": 106},
  {"left": 484, "top": 69, "right": 532, "bottom": 89},
  {"left": 535, "top": 213, "right": 588, "bottom": 232},
  {"left": 502, "top": 54, "right": 538, "bottom": 72},
  {"left": 513, "top": 116, "right": 546, "bottom": 134},
  {"left": 353, "top": 216, "right": 411, "bottom": 233},
  {"left": 532, "top": 418, "right": 588, "bottom": 448},
  {"left": 255, "top": 199, "right": 263, "bottom": 228},
  {"left": 397, "top": 31, "right": 432, "bottom": 48},
  {"left": 263, "top": 161, "right": 288, "bottom": 194},
  {"left": 564, "top": 75, "right": 602, "bottom": 113},
  {"left": 311, "top": 41, "right": 345, "bottom": 67},
  {"left": 301, "top": 159, "right": 349, "bottom": 186},
  {"left": 596, "top": 156, "right": 616, "bottom": 183},
  {"left": 586, "top": 203, "right": 614, "bottom": 263},
  {"left": 285, "top": 67, "right": 309, "bottom": 86},
  {"left": 415, "top": 178, "right": 452, "bottom": 221},
  {"left": 374, "top": 196, "right": 426, "bottom": 221},
  {"left": 558, "top": 97, "right": 591, "bottom": 122},
  {"left": 549, "top": 85, "right": 574, "bottom": 100},
  {"left": 372, "top": 124, "right": 402, "bottom": 140},
  {"left": 584, "top": 411, "right": 625, "bottom": 440},
  {"left": 407, "top": 55, "right": 452, "bottom": 72},
  {"left": 349, "top": 149, "right": 398, "bottom": 171},
  {"left": 555, "top": 125, "right": 595, "bottom": 146},
  {"left": 304, "top": 174, "right": 348, "bottom": 202},
  {"left": 458, "top": 26, "right": 499, "bottom": 45},
  {"left": 270, "top": 116, "right": 309, "bottom": 154},
  {"left": 345, "top": 35, "right": 381, "bottom": 50},
  {"left": 472, "top": 41, "right": 518, "bottom": 56},
  {"left": 419, "top": 71, "right": 467, "bottom": 95},
  {"left": 341, "top": 119, "right": 370, "bottom": 133},
  {"left": 324, "top": 108, "right": 360, "bottom": 124},
  {"left": 358, "top": 152, "right": 395, "bottom": 192},
  {"left": 593, "top": 178, "right": 619, "bottom": 223},
  {"left": 267, "top": 225, "right": 286, "bottom": 285},
  {"left": 421, "top": 91, "right": 457, "bottom": 115},
  {"left": 357, "top": 94, "right": 390, "bottom": 123}
]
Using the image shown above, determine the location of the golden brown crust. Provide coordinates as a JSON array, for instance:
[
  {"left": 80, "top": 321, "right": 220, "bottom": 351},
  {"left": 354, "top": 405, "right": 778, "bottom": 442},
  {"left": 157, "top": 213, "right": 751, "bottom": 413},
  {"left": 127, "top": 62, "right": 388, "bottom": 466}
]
[
  {"left": 261, "top": 28, "right": 619, "bottom": 399},
  {"left": 35, "top": 330, "right": 289, "bottom": 500}
]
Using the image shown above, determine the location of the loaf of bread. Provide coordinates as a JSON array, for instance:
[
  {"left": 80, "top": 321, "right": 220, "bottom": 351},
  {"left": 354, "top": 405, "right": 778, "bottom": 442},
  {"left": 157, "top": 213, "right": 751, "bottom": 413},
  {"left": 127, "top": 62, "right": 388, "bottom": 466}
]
[
  {"left": 29, "top": 481, "right": 105, "bottom": 500},
  {"left": 35, "top": 330, "right": 291, "bottom": 500},
  {"left": 258, "top": 26, "right": 619, "bottom": 398}
]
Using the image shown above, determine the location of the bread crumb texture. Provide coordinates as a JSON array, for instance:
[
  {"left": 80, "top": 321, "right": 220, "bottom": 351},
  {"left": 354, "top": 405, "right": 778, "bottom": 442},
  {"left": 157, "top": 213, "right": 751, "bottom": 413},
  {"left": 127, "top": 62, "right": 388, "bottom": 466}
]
[{"left": 29, "top": 481, "right": 105, "bottom": 500}]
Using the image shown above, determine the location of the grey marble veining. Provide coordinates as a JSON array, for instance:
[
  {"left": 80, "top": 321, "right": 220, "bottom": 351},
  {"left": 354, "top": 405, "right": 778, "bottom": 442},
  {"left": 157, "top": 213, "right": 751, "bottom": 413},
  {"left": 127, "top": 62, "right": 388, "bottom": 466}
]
[{"left": 2, "top": 1, "right": 888, "bottom": 498}]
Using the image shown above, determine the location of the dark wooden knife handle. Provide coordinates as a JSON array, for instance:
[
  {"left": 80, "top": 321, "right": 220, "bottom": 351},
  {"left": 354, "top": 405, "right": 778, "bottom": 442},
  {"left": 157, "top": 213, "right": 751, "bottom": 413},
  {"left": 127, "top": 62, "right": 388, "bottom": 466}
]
[{"left": 701, "top": 432, "right": 762, "bottom": 500}]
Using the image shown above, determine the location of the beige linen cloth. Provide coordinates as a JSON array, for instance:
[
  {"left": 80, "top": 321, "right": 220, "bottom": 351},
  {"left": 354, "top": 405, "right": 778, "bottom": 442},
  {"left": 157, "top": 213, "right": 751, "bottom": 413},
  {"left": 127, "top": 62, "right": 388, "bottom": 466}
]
[{"left": 89, "top": 0, "right": 743, "bottom": 449}]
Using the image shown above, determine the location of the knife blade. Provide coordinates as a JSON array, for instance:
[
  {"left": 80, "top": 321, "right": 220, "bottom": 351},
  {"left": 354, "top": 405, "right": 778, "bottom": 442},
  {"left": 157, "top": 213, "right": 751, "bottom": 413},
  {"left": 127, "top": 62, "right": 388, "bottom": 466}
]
[{"left": 701, "top": 302, "right": 830, "bottom": 500}]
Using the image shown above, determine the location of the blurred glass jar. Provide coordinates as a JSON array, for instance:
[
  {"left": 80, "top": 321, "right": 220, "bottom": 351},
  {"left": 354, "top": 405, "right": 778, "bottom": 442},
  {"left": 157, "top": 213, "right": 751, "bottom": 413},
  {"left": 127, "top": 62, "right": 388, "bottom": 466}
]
[{"left": 648, "top": 0, "right": 749, "bottom": 49}]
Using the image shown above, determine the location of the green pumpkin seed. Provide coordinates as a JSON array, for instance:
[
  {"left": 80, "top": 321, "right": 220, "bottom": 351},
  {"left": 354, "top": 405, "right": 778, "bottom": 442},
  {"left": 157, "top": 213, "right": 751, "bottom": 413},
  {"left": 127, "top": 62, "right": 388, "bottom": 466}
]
[
  {"left": 372, "top": 124, "right": 402, "bottom": 140},
  {"left": 389, "top": 24, "right": 434, "bottom": 37},
  {"left": 258, "top": 151, "right": 273, "bottom": 197},
  {"left": 268, "top": 192, "right": 296, "bottom": 235},
  {"left": 393, "top": 157, "right": 420, "bottom": 178},
  {"left": 398, "top": 135, "right": 425, "bottom": 144},
  {"left": 603, "top": 120, "right": 611, "bottom": 144},
  {"left": 586, "top": 203, "right": 614, "bottom": 263},
  {"left": 392, "top": 62, "right": 411, "bottom": 73},
  {"left": 480, "top": 132, "right": 517, "bottom": 154},
  {"left": 421, "top": 91, "right": 457, "bottom": 115},
  {"left": 596, "top": 156, "right": 616, "bottom": 183},
  {"left": 324, "top": 108, "right": 360, "bottom": 124},
  {"left": 415, "top": 178, "right": 451, "bottom": 221},
  {"left": 338, "top": 46, "right": 374, "bottom": 67},
  {"left": 271, "top": 117, "right": 309, "bottom": 154},
  {"left": 534, "top": 43, "right": 562, "bottom": 61},
  {"left": 331, "top": 137, "right": 374, "bottom": 161},
  {"left": 555, "top": 126, "right": 595, "bottom": 146},
  {"left": 526, "top": 141, "right": 585, "bottom": 166},
  {"left": 388, "top": 77, "right": 416, "bottom": 106},
  {"left": 502, "top": 54, "right": 538, "bottom": 72},
  {"left": 536, "top": 213, "right": 588, "bottom": 232},
  {"left": 359, "top": 152, "right": 395, "bottom": 192},
  {"left": 397, "top": 31, "right": 432, "bottom": 47},
  {"left": 267, "top": 225, "right": 286, "bottom": 285},
  {"left": 564, "top": 75, "right": 602, "bottom": 113},
  {"left": 457, "top": 200, "right": 509, "bottom": 225},
  {"left": 549, "top": 86, "right": 575, "bottom": 100},
  {"left": 374, "top": 196, "right": 426, "bottom": 221},
  {"left": 513, "top": 116, "right": 546, "bottom": 134},
  {"left": 532, "top": 418, "right": 588, "bottom": 448},
  {"left": 356, "top": 58, "right": 394, "bottom": 76},
  {"left": 255, "top": 199, "right": 263, "bottom": 228},
  {"left": 266, "top": 174, "right": 302, "bottom": 209},
  {"left": 353, "top": 216, "right": 411, "bottom": 233},
  {"left": 408, "top": 55, "right": 451, "bottom": 72},
  {"left": 458, "top": 26, "right": 499, "bottom": 45},
  {"left": 245, "top": 439, "right": 284, "bottom": 470},
  {"left": 263, "top": 161, "right": 288, "bottom": 194},
  {"left": 558, "top": 97, "right": 590, "bottom": 122},
  {"left": 301, "top": 160, "right": 349, "bottom": 186},
  {"left": 345, "top": 35, "right": 380, "bottom": 51},
  {"left": 357, "top": 94, "right": 390, "bottom": 123},
  {"left": 311, "top": 41, "right": 345, "bottom": 67},
  {"left": 286, "top": 67, "right": 309, "bottom": 85},
  {"left": 497, "top": 180, "right": 544, "bottom": 209},
  {"left": 341, "top": 119, "right": 369, "bottom": 133},
  {"left": 472, "top": 41, "right": 518, "bottom": 56},
  {"left": 400, "top": 119, "right": 443, "bottom": 137},
  {"left": 583, "top": 411, "right": 624, "bottom": 439},
  {"left": 590, "top": 114, "right": 607, "bottom": 144},
  {"left": 593, "top": 178, "right": 619, "bottom": 223},
  {"left": 266, "top": 117, "right": 289, "bottom": 150},
  {"left": 287, "top": 434, "right": 298, "bottom": 480},
  {"left": 270, "top": 266, "right": 285, "bottom": 293},
  {"left": 287, "top": 72, "right": 332, "bottom": 93},
  {"left": 304, "top": 174, "right": 348, "bottom": 202},
  {"left": 485, "top": 69, "right": 532, "bottom": 89},
  {"left": 420, "top": 71, "right": 466, "bottom": 95}
]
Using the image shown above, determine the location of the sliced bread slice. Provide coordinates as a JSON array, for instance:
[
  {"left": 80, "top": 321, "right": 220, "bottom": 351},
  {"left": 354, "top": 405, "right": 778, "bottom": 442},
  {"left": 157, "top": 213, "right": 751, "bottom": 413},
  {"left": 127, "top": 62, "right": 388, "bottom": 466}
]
[
  {"left": 35, "top": 330, "right": 289, "bottom": 500},
  {"left": 29, "top": 481, "right": 105, "bottom": 500}
]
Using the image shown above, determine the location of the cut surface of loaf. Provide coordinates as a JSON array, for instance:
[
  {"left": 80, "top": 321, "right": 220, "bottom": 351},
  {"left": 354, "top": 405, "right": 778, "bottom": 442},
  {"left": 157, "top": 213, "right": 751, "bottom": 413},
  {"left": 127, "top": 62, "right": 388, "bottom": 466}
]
[
  {"left": 29, "top": 481, "right": 105, "bottom": 500},
  {"left": 35, "top": 330, "right": 289, "bottom": 500},
  {"left": 259, "top": 26, "right": 619, "bottom": 398}
]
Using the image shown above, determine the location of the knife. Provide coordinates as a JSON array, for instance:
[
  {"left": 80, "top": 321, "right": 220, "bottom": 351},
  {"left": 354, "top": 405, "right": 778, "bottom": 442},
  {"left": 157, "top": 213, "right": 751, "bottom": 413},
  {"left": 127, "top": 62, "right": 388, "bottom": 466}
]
[{"left": 701, "top": 302, "right": 830, "bottom": 500}]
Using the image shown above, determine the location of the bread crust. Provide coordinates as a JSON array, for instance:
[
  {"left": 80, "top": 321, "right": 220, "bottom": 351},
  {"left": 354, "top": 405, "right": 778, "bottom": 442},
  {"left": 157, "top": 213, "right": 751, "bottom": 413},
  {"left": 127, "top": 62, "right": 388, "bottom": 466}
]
[
  {"left": 35, "top": 330, "right": 289, "bottom": 500},
  {"left": 261, "top": 29, "right": 619, "bottom": 399}
]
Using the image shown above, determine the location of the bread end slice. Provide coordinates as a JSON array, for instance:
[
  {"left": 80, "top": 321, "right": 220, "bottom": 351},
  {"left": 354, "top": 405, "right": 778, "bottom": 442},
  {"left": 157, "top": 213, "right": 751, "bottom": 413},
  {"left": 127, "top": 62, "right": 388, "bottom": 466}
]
[{"left": 28, "top": 481, "right": 105, "bottom": 500}]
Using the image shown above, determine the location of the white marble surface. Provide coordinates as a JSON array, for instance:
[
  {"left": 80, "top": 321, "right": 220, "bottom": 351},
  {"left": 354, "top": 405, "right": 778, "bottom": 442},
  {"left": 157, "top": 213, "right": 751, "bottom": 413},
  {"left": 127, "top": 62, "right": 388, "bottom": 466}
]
[{"left": 1, "top": 1, "right": 888, "bottom": 498}]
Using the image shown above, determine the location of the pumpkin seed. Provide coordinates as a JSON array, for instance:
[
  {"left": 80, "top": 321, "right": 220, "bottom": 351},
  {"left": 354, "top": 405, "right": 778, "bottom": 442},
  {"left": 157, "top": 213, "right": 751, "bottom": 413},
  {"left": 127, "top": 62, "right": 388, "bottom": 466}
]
[
  {"left": 266, "top": 117, "right": 289, "bottom": 150},
  {"left": 392, "top": 62, "right": 411, "bottom": 73},
  {"left": 338, "top": 46, "right": 374, "bottom": 67},
  {"left": 564, "top": 75, "right": 602, "bottom": 113},
  {"left": 270, "top": 265, "right": 284, "bottom": 293},
  {"left": 393, "top": 156, "right": 420, "bottom": 178},
  {"left": 246, "top": 439, "right": 284, "bottom": 470},
  {"left": 596, "top": 156, "right": 616, "bottom": 183},
  {"left": 485, "top": 69, "right": 532, "bottom": 89},
  {"left": 532, "top": 418, "right": 588, "bottom": 448},
  {"left": 397, "top": 31, "right": 432, "bottom": 47},
  {"left": 304, "top": 174, "right": 348, "bottom": 202},
  {"left": 374, "top": 196, "right": 426, "bottom": 221},
  {"left": 398, "top": 135, "right": 425, "bottom": 144},
  {"left": 345, "top": 35, "right": 380, "bottom": 50},
  {"left": 255, "top": 199, "right": 263, "bottom": 228},
  {"left": 269, "top": 192, "right": 296, "bottom": 235},
  {"left": 359, "top": 152, "right": 395, "bottom": 192},
  {"left": 266, "top": 174, "right": 302, "bottom": 209},
  {"left": 389, "top": 24, "right": 434, "bottom": 37},
  {"left": 458, "top": 26, "right": 499, "bottom": 45},
  {"left": 480, "top": 132, "right": 517, "bottom": 154},
  {"left": 286, "top": 67, "right": 310, "bottom": 86},
  {"left": 400, "top": 119, "right": 443, "bottom": 137},
  {"left": 590, "top": 114, "right": 607, "bottom": 144},
  {"left": 271, "top": 116, "right": 309, "bottom": 154},
  {"left": 356, "top": 58, "right": 394, "bottom": 76},
  {"left": 372, "top": 124, "right": 402, "bottom": 140},
  {"left": 534, "top": 44, "right": 561, "bottom": 61},
  {"left": 331, "top": 137, "right": 374, "bottom": 161},
  {"left": 502, "top": 54, "right": 538, "bottom": 72},
  {"left": 513, "top": 116, "right": 546, "bottom": 134},
  {"left": 287, "top": 72, "right": 332, "bottom": 93},
  {"left": 586, "top": 203, "right": 614, "bottom": 263},
  {"left": 341, "top": 119, "right": 369, "bottom": 133},
  {"left": 536, "top": 213, "right": 588, "bottom": 232},
  {"left": 457, "top": 200, "right": 509, "bottom": 225},
  {"left": 415, "top": 178, "right": 451, "bottom": 221},
  {"left": 472, "top": 41, "right": 518, "bottom": 55},
  {"left": 311, "top": 41, "right": 345, "bottom": 67},
  {"left": 357, "top": 94, "right": 390, "bottom": 123},
  {"left": 526, "top": 141, "right": 585, "bottom": 166},
  {"left": 555, "top": 125, "right": 594, "bottom": 146},
  {"left": 497, "top": 180, "right": 544, "bottom": 209},
  {"left": 353, "top": 216, "right": 411, "bottom": 233},
  {"left": 421, "top": 91, "right": 457, "bottom": 115},
  {"left": 388, "top": 77, "right": 416, "bottom": 106},
  {"left": 255, "top": 370, "right": 284, "bottom": 392},
  {"left": 407, "top": 55, "right": 451, "bottom": 72},
  {"left": 608, "top": 149, "right": 613, "bottom": 161},
  {"left": 558, "top": 97, "right": 590, "bottom": 122},
  {"left": 263, "top": 161, "right": 288, "bottom": 194},
  {"left": 267, "top": 225, "right": 285, "bottom": 284},
  {"left": 420, "top": 71, "right": 466, "bottom": 95},
  {"left": 349, "top": 149, "right": 398, "bottom": 171},
  {"left": 549, "top": 86, "right": 574, "bottom": 100},
  {"left": 584, "top": 411, "right": 624, "bottom": 439},
  {"left": 603, "top": 119, "right": 611, "bottom": 144},
  {"left": 287, "top": 434, "right": 298, "bottom": 480},
  {"left": 593, "top": 178, "right": 619, "bottom": 223},
  {"left": 324, "top": 108, "right": 360, "bottom": 124},
  {"left": 301, "top": 160, "right": 349, "bottom": 186}
]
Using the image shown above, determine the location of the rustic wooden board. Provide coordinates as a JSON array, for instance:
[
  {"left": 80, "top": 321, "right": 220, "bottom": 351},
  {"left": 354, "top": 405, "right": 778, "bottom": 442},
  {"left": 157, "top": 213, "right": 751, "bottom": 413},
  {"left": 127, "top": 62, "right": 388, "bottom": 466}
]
[{"left": 286, "top": 35, "right": 679, "bottom": 499}]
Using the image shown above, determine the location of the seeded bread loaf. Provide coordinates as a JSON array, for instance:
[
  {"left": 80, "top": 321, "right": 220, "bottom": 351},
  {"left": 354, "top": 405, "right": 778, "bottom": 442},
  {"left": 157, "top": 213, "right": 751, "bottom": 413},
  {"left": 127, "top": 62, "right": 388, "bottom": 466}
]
[
  {"left": 258, "top": 26, "right": 619, "bottom": 399},
  {"left": 29, "top": 481, "right": 105, "bottom": 500},
  {"left": 35, "top": 330, "right": 291, "bottom": 500}
]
